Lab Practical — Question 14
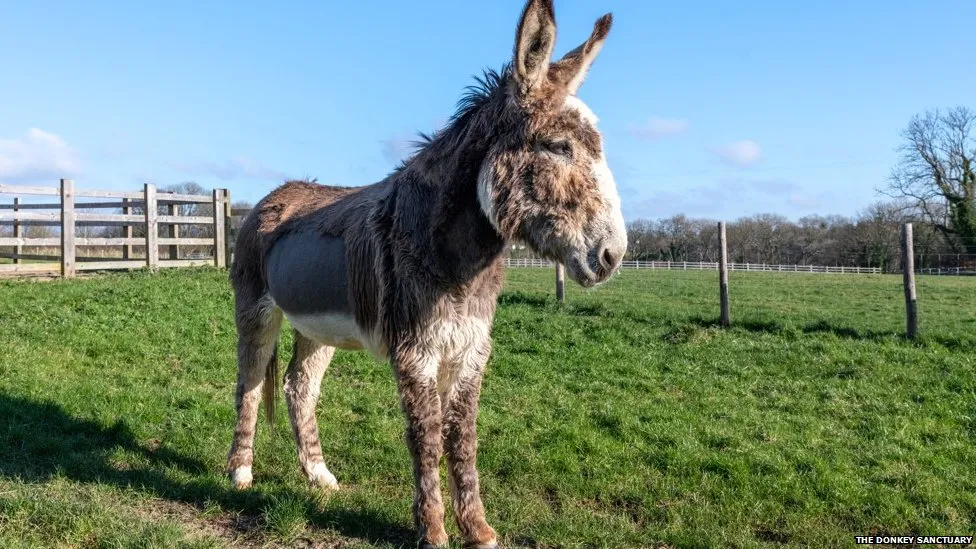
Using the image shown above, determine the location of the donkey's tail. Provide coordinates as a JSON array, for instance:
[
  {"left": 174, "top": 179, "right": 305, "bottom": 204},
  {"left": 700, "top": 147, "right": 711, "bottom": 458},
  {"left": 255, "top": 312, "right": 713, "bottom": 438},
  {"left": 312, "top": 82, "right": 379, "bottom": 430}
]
[{"left": 262, "top": 341, "right": 279, "bottom": 425}]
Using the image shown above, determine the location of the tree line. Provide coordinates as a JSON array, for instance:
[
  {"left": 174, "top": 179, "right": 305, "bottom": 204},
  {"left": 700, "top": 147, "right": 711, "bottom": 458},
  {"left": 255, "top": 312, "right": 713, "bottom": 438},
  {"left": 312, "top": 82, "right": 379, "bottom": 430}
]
[{"left": 622, "top": 202, "right": 970, "bottom": 271}]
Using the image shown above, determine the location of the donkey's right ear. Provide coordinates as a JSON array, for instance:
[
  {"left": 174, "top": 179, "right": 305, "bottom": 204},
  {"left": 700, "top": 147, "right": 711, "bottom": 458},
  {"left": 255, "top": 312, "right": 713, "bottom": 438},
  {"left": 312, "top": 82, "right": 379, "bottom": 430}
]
[{"left": 513, "top": 0, "right": 557, "bottom": 96}]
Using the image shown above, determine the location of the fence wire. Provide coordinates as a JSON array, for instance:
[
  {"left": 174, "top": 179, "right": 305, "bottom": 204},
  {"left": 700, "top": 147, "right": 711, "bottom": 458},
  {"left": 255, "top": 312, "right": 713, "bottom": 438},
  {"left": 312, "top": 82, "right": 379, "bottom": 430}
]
[{"left": 500, "top": 250, "right": 975, "bottom": 343}]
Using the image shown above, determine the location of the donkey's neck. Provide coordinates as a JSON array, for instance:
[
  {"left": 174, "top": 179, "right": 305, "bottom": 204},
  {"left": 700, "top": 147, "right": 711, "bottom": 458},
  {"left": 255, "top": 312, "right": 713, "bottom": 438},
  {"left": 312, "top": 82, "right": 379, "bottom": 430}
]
[
  {"left": 383, "top": 71, "right": 514, "bottom": 293},
  {"left": 394, "top": 141, "right": 506, "bottom": 292}
]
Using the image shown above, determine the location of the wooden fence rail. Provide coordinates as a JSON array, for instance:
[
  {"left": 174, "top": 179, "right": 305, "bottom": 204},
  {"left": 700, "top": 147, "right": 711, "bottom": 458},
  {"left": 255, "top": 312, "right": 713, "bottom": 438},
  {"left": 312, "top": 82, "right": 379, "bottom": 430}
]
[{"left": 0, "top": 180, "right": 231, "bottom": 277}]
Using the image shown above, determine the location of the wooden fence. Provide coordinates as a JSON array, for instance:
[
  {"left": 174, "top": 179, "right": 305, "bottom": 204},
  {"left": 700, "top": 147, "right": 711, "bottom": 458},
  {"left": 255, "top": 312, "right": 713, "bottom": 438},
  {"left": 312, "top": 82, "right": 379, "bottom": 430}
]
[{"left": 0, "top": 180, "right": 232, "bottom": 277}]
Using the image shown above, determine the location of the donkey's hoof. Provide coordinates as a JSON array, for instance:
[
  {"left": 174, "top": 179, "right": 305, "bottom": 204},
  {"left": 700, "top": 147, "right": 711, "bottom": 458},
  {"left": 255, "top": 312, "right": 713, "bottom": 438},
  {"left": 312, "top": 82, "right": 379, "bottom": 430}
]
[
  {"left": 464, "top": 542, "right": 499, "bottom": 549},
  {"left": 307, "top": 463, "right": 339, "bottom": 490},
  {"left": 417, "top": 529, "right": 450, "bottom": 549},
  {"left": 230, "top": 466, "right": 253, "bottom": 490}
]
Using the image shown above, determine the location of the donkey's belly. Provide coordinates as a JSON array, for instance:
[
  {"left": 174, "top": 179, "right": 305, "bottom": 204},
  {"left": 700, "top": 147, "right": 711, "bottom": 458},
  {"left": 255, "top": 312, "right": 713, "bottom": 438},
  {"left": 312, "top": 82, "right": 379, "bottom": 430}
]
[
  {"left": 265, "top": 231, "right": 379, "bottom": 354},
  {"left": 284, "top": 312, "right": 368, "bottom": 351}
]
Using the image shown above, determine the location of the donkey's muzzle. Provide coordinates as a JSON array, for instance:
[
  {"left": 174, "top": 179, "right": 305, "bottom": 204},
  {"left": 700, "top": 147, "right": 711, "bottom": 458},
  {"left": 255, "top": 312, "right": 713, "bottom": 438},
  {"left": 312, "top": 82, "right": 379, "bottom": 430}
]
[{"left": 594, "top": 239, "right": 625, "bottom": 281}]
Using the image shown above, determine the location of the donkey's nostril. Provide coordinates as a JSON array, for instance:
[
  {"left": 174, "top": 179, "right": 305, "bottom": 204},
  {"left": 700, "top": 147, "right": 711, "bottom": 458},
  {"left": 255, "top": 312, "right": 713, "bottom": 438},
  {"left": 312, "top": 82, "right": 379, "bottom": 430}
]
[{"left": 600, "top": 246, "right": 619, "bottom": 271}]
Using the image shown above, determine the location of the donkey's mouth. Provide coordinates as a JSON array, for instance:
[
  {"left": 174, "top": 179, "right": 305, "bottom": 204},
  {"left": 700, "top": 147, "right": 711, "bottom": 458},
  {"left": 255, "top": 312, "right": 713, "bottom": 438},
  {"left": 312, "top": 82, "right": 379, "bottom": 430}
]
[{"left": 565, "top": 256, "right": 606, "bottom": 288}]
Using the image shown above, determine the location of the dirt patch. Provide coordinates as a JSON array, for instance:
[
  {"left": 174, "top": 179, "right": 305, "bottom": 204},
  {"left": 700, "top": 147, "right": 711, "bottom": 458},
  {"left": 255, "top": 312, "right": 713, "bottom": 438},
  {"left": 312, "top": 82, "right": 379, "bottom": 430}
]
[{"left": 135, "top": 498, "right": 360, "bottom": 548}]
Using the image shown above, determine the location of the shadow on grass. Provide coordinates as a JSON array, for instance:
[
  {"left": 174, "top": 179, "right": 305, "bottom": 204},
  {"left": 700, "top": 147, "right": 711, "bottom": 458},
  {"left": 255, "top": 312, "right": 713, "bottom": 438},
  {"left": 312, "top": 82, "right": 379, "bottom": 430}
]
[
  {"left": 0, "top": 394, "right": 414, "bottom": 546},
  {"left": 800, "top": 320, "right": 904, "bottom": 342},
  {"left": 498, "top": 291, "right": 612, "bottom": 318},
  {"left": 681, "top": 315, "right": 939, "bottom": 344},
  {"left": 498, "top": 291, "right": 552, "bottom": 309},
  {"left": 684, "top": 316, "right": 782, "bottom": 335}
]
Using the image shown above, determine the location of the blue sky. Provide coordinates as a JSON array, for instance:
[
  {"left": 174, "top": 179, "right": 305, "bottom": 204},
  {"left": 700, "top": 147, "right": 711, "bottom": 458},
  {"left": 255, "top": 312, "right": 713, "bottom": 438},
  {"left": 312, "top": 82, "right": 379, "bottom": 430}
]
[{"left": 1, "top": 1, "right": 974, "bottom": 221}]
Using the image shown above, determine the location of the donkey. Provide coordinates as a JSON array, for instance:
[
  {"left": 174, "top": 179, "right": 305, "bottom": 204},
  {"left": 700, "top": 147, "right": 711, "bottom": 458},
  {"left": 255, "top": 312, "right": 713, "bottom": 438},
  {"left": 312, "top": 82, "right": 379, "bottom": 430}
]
[{"left": 226, "top": 0, "right": 626, "bottom": 546}]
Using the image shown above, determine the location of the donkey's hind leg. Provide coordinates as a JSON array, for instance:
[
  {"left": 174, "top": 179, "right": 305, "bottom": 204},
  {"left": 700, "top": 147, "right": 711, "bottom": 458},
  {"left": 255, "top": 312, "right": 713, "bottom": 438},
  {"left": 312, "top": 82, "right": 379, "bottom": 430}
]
[
  {"left": 227, "top": 295, "right": 282, "bottom": 489},
  {"left": 284, "top": 331, "right": 339, "bottom": 489}
]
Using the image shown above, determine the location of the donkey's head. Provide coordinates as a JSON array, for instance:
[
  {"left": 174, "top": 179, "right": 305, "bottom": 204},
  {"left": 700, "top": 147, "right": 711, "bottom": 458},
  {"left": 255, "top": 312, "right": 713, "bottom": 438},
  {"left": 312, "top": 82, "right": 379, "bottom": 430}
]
[{"left": 478, "top": 0, "right": 626, "bottom": 287}]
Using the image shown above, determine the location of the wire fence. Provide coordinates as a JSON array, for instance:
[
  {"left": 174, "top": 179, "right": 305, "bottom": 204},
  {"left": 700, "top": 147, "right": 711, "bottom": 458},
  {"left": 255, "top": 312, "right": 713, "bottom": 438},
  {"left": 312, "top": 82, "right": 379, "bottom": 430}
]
[
  {"left": 504, "top": 258, "right": 883, "bottom": 274},
  {"left": 500, "top": 230, "right": 976, "bottom": 343},
  {"left": 3, "top": 190, "right": 974, "bottom": 343}
]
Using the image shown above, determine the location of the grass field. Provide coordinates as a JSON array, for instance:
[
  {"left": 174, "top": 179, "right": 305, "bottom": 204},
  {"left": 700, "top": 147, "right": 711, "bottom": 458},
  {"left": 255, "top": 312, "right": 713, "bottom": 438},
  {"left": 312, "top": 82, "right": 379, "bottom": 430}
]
[{"left": 0, "top": 267, "right": 973, "bottom": 548}]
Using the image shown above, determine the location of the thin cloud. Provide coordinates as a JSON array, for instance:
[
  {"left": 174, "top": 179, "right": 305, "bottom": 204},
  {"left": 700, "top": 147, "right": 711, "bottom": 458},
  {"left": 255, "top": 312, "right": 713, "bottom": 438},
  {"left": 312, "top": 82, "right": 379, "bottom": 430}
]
[
  {"left": 749, "top": 178, "right": 800, "bottom": 195},
  {"left": 606, "top": 154, "right": 642, "bottom": 182},
  {"left": 0, "top": 128, "right": 81, "bottom": 182},
  {"left": 622, "top": 177, "right": 827, "bottom": 220},
  {"left": 630, "top": 117, "right": 689, "bottom": 140},
  {"left": 789, "top": 192, "right": 829, "bottom": 210},
  {"left": 381, "top": 118, "right": 452, "bottom": 165},
  {"left": 716, "top": 177, "right": 800, "bottom": 196},
  {"left": 380, "top": 134, "right": 417, "bottom": 165},
  {"left": 175, "top": 156, "right": 290, "bottom": 182},
  {"left": 713, "top": 140, "right": 763, "bottom": 167}
]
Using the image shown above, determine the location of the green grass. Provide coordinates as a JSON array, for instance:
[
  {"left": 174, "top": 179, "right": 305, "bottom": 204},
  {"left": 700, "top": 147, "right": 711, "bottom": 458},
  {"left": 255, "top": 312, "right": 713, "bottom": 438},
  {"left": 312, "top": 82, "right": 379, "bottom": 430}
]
[{"left": 0, "top": 267, "right": 973, "bottom": 548}]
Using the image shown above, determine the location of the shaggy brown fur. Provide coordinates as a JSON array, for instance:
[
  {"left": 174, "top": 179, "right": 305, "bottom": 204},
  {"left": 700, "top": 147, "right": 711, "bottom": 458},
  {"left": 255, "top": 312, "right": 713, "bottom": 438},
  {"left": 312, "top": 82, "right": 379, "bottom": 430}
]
[{"left": 225, "top": 1, "right": 625, "bottom": 547}]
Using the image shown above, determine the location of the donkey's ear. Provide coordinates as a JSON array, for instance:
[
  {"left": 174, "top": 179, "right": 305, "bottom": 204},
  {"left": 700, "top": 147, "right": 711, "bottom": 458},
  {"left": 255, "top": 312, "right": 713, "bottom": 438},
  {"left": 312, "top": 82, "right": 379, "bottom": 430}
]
[
  {"left": 513, "top": 0, "right": 557, "bottom": 95},
  {"left": 551, "top": 13, "right": 612, "bottom": 95}
]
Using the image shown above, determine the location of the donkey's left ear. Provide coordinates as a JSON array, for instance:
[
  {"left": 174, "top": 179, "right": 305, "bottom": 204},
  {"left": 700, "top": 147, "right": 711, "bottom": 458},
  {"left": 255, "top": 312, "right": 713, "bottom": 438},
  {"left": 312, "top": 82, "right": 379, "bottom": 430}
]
[{"left": 550, "top": 13, "right": 613, "bottom": 95}]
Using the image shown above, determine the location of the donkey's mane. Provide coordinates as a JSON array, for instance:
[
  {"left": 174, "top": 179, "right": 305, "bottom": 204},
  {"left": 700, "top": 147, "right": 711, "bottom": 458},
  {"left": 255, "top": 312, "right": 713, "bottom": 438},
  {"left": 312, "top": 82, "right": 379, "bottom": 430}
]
[
  {"left": 396, "top": 64, "right": 512, "bottom": 171},
  {"left": 447, "top": 65, "right": 511, "bottom": 131}
]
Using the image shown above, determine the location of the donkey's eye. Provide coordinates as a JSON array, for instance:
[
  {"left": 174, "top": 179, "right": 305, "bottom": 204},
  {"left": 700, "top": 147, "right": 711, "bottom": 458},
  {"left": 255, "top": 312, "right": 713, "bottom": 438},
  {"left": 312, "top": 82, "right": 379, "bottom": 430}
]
[{"left": 539, "top": 140, "right": 573, "bottom": 159}]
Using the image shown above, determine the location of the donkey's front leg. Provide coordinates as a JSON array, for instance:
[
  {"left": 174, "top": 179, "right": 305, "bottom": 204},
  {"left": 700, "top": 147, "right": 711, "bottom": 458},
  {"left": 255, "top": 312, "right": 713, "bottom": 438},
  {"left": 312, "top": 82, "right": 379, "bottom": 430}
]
[
  {"left": 443, "top": 345, "right": 497, "bottom": 549},
  {"left": 394, "top": 350, "right": 449, "bottom": 548}
]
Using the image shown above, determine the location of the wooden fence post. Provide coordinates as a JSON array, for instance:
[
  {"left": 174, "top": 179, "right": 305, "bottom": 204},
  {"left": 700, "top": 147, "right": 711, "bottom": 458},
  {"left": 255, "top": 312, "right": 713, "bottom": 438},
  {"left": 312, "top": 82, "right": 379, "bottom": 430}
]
[
  {"left": 12, "top": 197, "right": 21, "bottom": 264},
  {"left": 222, "top": 189, "right": 233, "bottom": 267},
  {"left": 719, "top": 221, "right": 730, "bottom": 327},
  {"left": 122, "top": 198, "right": 133, "bottom": 259},
  {"left": 555, "top": 262, "right": 565, "bottom": 303},
  {"left": 60, "top": 179, "right": 76, "bottom": 278},
  {"left": 168, "top": 203, "right": 179, "bottom": 260},
  {"left": 213, "top": 189, "right": 226, "bottom": 268},
  {"left": 902, "top": 223, "right": 918, "bottom": 339},
  {"left": 144, "top": 183, "right": 158, "bottom": 270}
]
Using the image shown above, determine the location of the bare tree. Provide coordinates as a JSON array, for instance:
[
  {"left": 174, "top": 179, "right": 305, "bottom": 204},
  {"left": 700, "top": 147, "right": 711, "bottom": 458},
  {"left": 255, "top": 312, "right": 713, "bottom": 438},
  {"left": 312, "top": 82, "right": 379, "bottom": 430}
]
[
  {"left": 848, "top": 201, "right": 906, "bottom": 270},
  {"left": 882, "top": 106, "right": 976, "bottom": 253},
  {"left": 626, "top": 219, "right": 656, "bottom": 261},
  {"left": 161, "top": 181, "right": 214, "bottom": 224}
]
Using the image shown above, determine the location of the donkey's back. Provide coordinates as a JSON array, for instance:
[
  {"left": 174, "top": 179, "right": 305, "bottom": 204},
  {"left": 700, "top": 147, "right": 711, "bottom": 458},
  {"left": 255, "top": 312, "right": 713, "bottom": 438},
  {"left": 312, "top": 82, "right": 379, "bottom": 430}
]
[{"left": 230, "top": 179, "right": 370, "bottom": 290}]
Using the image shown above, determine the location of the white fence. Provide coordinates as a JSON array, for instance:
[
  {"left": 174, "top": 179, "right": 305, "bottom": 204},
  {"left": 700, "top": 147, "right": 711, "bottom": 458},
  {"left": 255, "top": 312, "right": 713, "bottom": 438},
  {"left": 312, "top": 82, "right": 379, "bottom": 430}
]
[
  {"left": 919, "top": 267, "right": 976, "bottom": 276},
  {"left": 503, "top": 258, "right": 882, "bottom": 275}
]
